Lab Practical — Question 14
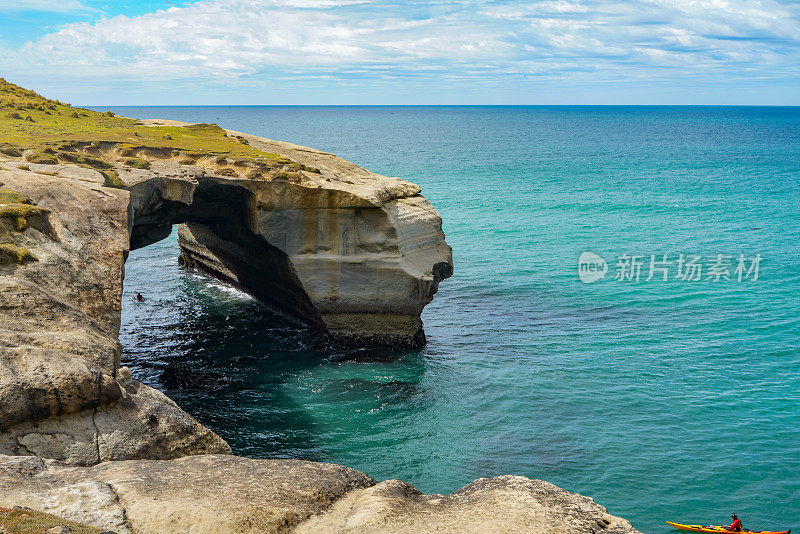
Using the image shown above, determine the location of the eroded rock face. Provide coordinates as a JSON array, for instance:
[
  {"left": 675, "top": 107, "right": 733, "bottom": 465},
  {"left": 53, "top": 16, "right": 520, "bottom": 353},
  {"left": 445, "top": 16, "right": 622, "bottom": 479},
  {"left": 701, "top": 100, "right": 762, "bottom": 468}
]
[
  {"left": 0, "top": 164, "right": 229, "bottom": 465},
  {"left": 0, "top": 454, "right": 376, "bottom": 533},
  {"left": 296, "top": 477, "right": 641, "bottom": 534},
  {"left": 0, "top": 454, "right": 641, "bottom": 534},
  {"left": 171, "top": 127, "right": 453, "bottom": 347},
  {"left": 0, "top": 124, "right": 638, "bottom": 534}
]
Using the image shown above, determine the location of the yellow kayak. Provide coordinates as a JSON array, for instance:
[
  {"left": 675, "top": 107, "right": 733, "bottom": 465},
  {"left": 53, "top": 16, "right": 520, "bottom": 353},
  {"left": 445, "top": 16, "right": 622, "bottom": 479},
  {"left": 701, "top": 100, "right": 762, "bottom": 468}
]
[{"left": 667, "top": 521, "right": 791, "bottom": 534}]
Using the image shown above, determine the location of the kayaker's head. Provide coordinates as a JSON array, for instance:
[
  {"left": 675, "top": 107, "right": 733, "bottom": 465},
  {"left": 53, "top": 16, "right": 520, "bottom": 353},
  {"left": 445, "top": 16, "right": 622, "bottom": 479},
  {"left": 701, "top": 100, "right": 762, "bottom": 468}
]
[{"left": 731, "top": 514, "right": 738, "bottom": 520}]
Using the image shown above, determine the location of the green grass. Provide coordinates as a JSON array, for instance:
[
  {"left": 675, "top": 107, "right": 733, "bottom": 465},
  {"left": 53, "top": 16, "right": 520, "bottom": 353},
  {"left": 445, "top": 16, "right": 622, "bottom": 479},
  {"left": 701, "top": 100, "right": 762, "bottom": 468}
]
[
  {"left": 0, "top": 506, "right": 103, "bottom": 533},
  {"left": 0, "top": 242, "right": 37, "bottom": 264},
  {"left": 0, "top": 78, "right": 280, "bottom": 161},
  {"left": 0, "top": 79, "right": 330, "bottom": 189},
  {"left": 0, "top": 188, "right": 32, "bottom": 205},
  {"left": 124, "top": 157, "right": 151, "bottom": 169}
]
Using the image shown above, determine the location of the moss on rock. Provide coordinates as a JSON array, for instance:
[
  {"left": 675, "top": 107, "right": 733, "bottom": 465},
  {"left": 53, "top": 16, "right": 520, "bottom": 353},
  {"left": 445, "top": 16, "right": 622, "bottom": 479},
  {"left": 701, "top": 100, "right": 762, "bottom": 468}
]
[
  {"left": 25, "top": 152, "right": 57, "bottom": 165},
  {"left": 125, "top": 157, "right": 151, "bottom": 169},
  {"left": 0, "top": 203, "right": 49, "bottom": 231},
  {"left": 0, "top": 188, "right": 32, "bottom": 205},
  {"left": 0, "top": 506, "right": 102, "bottom": 533},
  {"left": 0, "top": 243, "right": 37, "bottom": 264},
  {"left": 275, "top": 171, "right": 302, "bottom": 182},
  {"left": 100, "top": 170, "right": 126, "bottom": 189},
  {"left": 216, "top": 168, "right": 239, "bottom": 177},
  {"left": 57, "top": 152, "right": 114, "bottom": 169}
]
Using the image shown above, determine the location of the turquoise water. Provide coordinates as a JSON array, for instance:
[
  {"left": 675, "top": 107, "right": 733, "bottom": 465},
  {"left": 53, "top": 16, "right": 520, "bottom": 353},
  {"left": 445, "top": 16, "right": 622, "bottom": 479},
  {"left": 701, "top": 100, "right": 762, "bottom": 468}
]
[{"left": 111, "top": 106, "right": 800, "bottom": 533}]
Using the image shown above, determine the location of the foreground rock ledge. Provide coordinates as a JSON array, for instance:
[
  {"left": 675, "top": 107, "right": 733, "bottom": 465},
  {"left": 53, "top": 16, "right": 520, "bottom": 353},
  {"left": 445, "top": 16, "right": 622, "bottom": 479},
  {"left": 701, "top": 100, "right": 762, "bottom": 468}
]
[{"left": 0, "top": 454, "right": 641, "bottom": 534}]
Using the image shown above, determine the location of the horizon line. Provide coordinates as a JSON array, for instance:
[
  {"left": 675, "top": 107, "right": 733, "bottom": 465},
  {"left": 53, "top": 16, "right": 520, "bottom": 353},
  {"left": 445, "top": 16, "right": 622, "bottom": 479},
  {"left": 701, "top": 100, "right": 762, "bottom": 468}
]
[{"left": 85, "top": 103, "right": 800, "bottom": 108}]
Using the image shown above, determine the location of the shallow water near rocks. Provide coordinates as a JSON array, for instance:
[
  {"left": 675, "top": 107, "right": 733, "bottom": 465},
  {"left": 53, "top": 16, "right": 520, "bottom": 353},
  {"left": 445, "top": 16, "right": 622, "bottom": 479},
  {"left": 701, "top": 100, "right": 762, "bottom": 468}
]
[{"left": 109, "top": 106, "right": 800, "bottom": 534}]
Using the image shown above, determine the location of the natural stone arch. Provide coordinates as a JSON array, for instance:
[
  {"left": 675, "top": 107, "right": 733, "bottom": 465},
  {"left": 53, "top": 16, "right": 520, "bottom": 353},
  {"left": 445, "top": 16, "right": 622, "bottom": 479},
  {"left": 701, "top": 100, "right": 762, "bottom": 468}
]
[
  {"left": 123, "top": 126, "right": 453, "bottom": 348},
  {"left": 0, "top": 125, "right": 451, "bottom": 466}
]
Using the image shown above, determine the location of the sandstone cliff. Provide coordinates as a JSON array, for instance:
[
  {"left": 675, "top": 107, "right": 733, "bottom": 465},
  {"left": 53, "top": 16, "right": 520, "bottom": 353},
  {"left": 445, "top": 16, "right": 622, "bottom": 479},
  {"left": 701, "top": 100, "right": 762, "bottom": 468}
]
[
  {"left": 0, "top": 78, "right": 452, "bottom": 349},
  {"left": 134, "top": 120, "right": 453, "bottom": 348}
]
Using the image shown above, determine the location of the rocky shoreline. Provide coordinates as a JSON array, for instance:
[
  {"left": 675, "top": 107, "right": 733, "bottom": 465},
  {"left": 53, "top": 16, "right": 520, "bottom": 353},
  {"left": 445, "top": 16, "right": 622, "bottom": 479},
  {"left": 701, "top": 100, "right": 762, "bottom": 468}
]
[
  {"left": 0, "top": 454, "right": 640, "bottom": 533},
  {"left": 0, "top": 91, "right": 638, "bottom": 532}
]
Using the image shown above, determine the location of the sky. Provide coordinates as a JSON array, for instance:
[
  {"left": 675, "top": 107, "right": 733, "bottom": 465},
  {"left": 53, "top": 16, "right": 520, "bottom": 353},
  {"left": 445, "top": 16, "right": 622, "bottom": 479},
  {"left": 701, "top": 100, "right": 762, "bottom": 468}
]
[{"left": 0, "top": 0, "right": 798, "bottom": 105}]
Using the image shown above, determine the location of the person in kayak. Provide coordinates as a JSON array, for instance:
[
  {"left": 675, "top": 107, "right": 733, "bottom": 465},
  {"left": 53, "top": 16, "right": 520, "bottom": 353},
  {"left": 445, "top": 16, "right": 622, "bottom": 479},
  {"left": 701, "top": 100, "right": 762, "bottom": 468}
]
[
  {"left": 727, "top": 513, "right": 743, "bottom": 532},
  {"left": 134, "top": 292, "right": 145, "bottom": 302}
]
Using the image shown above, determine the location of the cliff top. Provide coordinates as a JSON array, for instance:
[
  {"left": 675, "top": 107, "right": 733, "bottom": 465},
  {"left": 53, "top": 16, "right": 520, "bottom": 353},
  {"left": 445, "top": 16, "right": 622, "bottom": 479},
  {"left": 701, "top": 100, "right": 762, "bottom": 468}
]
[
  {"left": 0, "top": 78, "right": 286, "bottom": 178},
  {"left": 0, "top": 79, "right": 424, "bottom": 198}
]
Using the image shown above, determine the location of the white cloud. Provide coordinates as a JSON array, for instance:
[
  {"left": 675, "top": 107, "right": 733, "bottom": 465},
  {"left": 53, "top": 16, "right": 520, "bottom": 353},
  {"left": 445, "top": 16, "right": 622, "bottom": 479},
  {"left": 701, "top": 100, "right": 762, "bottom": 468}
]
[{"left": 2, "top": 0, "right": 799, "bottom": 87}]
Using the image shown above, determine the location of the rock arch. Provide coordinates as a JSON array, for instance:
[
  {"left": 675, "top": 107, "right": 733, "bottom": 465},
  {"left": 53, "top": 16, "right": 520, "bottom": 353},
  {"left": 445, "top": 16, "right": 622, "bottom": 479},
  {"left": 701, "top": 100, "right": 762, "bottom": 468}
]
[
  {"left": 0, "top": 126, "right": 451, "bottom": 465},
  {"left": 124, "top": 127, "right": 453, "bottom": 348}
]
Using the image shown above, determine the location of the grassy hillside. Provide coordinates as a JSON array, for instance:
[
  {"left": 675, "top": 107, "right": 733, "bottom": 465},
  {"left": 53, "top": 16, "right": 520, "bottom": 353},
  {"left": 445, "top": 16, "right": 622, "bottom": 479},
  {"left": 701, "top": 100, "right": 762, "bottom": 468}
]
[{"left": 0, "top": 77, "right": 280, "bottom": 166}]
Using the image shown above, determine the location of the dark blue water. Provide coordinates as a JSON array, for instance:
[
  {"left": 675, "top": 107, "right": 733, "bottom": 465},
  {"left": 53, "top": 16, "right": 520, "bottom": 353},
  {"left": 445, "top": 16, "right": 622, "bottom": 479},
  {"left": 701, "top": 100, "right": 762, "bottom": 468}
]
[{"left": 111, "top": 106, "right": 800, "bottom": 534}]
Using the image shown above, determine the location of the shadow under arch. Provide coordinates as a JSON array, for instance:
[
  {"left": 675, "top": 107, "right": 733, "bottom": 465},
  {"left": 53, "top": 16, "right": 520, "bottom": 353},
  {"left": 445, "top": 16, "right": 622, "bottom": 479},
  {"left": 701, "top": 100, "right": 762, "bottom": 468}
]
[{"left": 129, "top": 177, "right": 324, "bottom": 331}]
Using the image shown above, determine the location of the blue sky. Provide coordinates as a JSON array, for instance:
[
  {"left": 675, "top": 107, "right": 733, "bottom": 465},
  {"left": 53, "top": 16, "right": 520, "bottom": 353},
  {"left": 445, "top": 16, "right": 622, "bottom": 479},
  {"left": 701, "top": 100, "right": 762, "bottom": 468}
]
[{"left": 0, "top": 0, "right": 798, "bottom": 105}]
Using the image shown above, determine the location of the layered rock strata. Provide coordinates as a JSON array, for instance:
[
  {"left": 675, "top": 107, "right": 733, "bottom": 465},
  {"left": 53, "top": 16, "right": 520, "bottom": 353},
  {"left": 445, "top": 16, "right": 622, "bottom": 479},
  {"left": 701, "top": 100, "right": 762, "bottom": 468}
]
[
  {"left": 133, "top": 121, "right": 453, "bottom": 348},
  {"left": 0, "top": 163, "right": 229, "bottom": 465}
]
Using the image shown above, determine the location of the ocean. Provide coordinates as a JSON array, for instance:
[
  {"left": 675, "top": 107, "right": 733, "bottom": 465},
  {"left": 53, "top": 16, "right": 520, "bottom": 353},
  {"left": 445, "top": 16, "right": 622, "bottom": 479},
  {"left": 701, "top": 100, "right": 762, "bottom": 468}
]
[{"left": 105, "top": 105, "right": 800, "bottom": 533}]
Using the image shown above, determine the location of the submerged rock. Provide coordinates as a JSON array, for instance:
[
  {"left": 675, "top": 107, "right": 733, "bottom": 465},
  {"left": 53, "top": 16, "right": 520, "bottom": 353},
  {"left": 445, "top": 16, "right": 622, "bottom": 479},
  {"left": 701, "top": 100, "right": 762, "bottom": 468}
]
[{"left": 158, "top": 362, "right": 229, "bottom": 391}]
